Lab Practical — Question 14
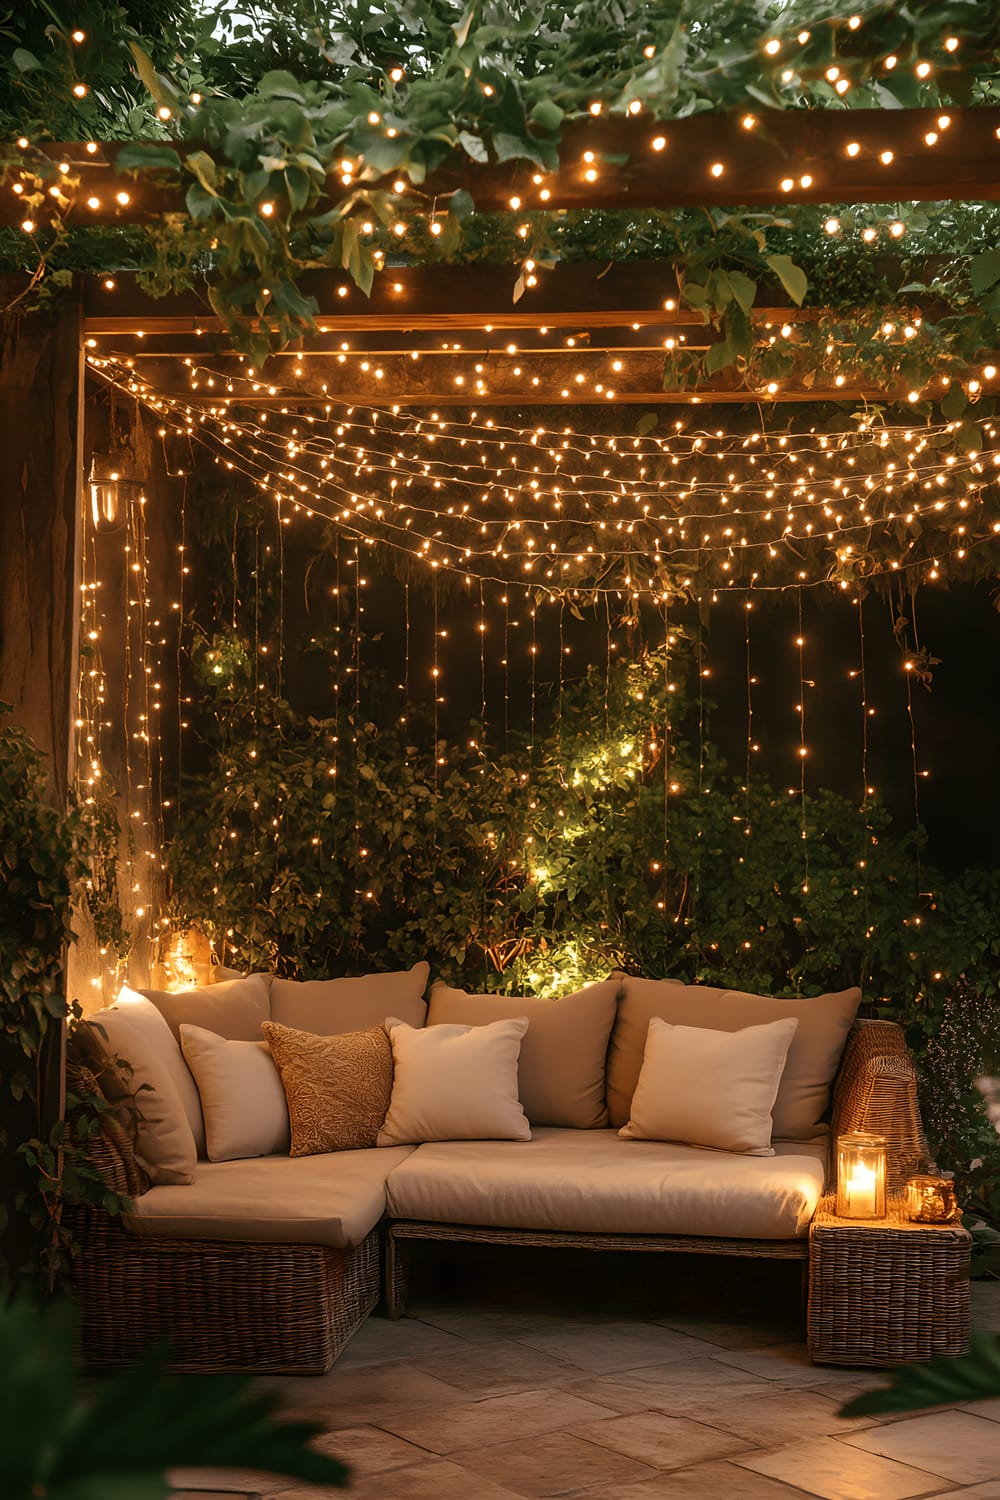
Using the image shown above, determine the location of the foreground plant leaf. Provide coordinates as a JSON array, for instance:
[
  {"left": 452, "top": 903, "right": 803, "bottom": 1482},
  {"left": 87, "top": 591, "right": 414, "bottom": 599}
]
[
  {"left": 840, "top": 1332, "right": 1000, "bottom": 1417},
  {"left": 0, "top": 1300, "right": 349, "bottom": 1500}
]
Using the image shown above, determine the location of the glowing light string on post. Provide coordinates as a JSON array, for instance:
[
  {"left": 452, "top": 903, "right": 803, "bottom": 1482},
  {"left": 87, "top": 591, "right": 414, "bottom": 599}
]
[{"left": 795, "top": 590, "right": 810, "bottom": 896}]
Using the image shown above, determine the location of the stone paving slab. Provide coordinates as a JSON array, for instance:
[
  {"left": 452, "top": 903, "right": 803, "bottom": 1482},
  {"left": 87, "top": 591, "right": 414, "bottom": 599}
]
[{"left": 173, "top": 1275, "right": 1000, "bottom": 1499}]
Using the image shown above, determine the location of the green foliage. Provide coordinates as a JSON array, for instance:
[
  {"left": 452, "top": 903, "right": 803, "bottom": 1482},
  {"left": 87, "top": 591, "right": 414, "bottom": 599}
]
[
  {"left": 840, "top": 1332, "right": 1000, "bottom": 1417},
  {"left": 0, "top": 707, "right": 129, "bottom": 1294},
  {"left": 0, "top": 1298, "right": 349, "bottom": 1500},
  {"left": 4, "top": 1, "right": 1000, "bottom": 363},
  {"left": 166, "top": 627, "right": 1000, "bottom": 1197}
]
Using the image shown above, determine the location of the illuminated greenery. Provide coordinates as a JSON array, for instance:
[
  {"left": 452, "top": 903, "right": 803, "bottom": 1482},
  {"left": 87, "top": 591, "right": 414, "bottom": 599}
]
[
  {"left": 4, "top": 0, "right": 1000, "bottom": 369},
  {"left": 166, "top": 615, "right": 1000, "bottom": 1189}
]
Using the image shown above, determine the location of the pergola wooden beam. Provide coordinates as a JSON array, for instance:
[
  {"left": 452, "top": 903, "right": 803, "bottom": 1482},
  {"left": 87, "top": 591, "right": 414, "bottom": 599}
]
[
  {"left": 10, "top": 105, "right": 1000, "bottom": 234},
  {"left": 91, "top": 346, "right": 966, "bottom": 406}
]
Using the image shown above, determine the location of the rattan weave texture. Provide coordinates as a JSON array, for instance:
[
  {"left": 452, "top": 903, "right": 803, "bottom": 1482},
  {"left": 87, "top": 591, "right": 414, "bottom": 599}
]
[
  {"left": 808, "top": 1194, "right": 972, "bottom": 1366},
  {"left": 67, "top": 1060, "right": 379, "bottom": 1373}
]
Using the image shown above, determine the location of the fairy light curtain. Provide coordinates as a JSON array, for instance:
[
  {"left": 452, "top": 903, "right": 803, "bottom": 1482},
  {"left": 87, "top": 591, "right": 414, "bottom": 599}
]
[{"left": 75, "top": 351, "right": 986, "bottom": 988}]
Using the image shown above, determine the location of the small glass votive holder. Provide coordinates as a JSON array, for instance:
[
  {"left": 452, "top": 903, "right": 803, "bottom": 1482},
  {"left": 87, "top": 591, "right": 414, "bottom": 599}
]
[{"left": 904, "top": 1173, "right": 960, "bottom": 1224}]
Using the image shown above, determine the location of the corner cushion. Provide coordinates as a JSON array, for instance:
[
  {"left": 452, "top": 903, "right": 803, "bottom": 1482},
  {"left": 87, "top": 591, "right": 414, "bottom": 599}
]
[
  {"left": 122, "top": 1146, "right": 415, "bottom": 1249},
  {"left": 384, "top": 1128, "right": 827, "bottom": 1240}
]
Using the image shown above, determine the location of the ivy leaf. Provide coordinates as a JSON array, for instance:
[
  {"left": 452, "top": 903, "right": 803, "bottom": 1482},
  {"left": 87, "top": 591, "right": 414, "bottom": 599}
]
[
  {"left": 970, "top": 251, "right": 1000, "bottom": 297},
  {"left": 449, "top": 188, "right": 474, "bottom": 221},
  {"left": 765, "top": 253, "right": 807, "bottom": 306},
  {"left": 12, "top": 48, "right": 41, "bottom": 72},
  {"left": 115, "top": 144, "right": 182, "bottom": 174},
  {"left": 530, "top": 98, "right": 564, "bottom": 132},
  {"left": 457, "top": 131, "right": 489, "bottom": 164},
  {"left": 184, "top": 151, "right": 220, "bottom": 196},
  {"left": 940, "top": 383, "right": 968, "bottom": 421},
  {"left": 126, "top": 41, "right": 179, "bottom": 114},
  {"left": 726, "top": 271, "right": 758, "bottom": 316},
  {"left": 705, "top": 337, "right": 734, "bottom": 375},
  {"left": 453, "top": 5, "right": 477, "bottom": 47},
  {"left": 284, "top": 164, "right": 311, "bottom": 213}
]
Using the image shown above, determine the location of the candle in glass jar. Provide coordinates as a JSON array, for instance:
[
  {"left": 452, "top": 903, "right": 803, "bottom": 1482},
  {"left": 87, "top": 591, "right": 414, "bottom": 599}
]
[{"left": 845, "top": 1161, "right": 878, "bottom": 1217}]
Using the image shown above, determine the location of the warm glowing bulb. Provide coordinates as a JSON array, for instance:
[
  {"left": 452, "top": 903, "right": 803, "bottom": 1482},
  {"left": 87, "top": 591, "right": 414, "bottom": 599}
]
[
  {"left": 764, "top": 39, "right": 781, "bottom": 55},
  {"left": 889, "top": 220, "right": 905, "bottom": 237},
  {"left": 651, "top": 135, "right": 667, "bottom": 151},
  {"left": 916, "top": 62, "right": 931, "bottom": 78},
  {"left": 115, "top": 190, "right": 130, "bottom": 206},
  {"left": 780, "top": 177, "right": 794, "bottom": 192},
  {"left": 20, "top": 217, "right": 34, "bottom": 233},
  {"left": 741, "top": 114, "right": 756, "bottom": 130},
  {"left": 710, "top": 161, "right": 724, "bottom": 177},
  {"left": 846, "top": 141, "right": 860, "bottom": 157},
  {"left": 824, "top": 216, "right": 840, "bottom": 234},
  {"left": 879, "top": 149, "right": 894, "bottom": 165},
  {"left": 157, "top": 105, "right": 171, "bottom": 120},
  {"left": 862, "top": 226, "right": 877, "bottom": 242},
  {"left": 71, "top": 28, "right": 85, "bottom": 41},
  {"left": 260, "top": 200, "right": 274, "bottom": 216},
  {"left": 72, "top": 82, "right": 88, "bottom": 97}
]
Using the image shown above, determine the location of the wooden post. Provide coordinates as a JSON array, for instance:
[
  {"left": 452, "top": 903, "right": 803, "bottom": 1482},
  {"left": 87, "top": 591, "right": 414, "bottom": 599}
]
[{"left": 0, "top": 281, "right": 84, "bottom": 805}]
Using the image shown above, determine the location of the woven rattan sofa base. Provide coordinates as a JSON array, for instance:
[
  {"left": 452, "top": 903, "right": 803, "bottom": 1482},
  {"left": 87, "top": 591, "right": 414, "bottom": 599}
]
[
  {"left": 385, "top": 1219, "right": 809, "bottom": 1320},
  {"left": 72, "top": 1210, "right": 379, "bottom": 1374},
  {"left": 808, "top": 1195, "right": 971, "bottom": 1367}
]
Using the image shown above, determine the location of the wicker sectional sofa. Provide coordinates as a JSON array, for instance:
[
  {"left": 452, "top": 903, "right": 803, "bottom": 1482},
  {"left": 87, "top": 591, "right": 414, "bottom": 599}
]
[{"left": 71, "top": 964, "right": 962, "bottom": 1375}]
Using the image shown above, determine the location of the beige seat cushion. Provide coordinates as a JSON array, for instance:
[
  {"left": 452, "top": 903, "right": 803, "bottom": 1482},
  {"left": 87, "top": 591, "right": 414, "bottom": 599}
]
[
  {"left": 621, "top": 1017, "right": 798, "bottom": 1156},
  {"left": 123, "top": 1147, "right": 415, "bottom": 1249},
  {"left": 427, "top": 978, "right": 619, "bottom": 1128},
  {"left": 142, "top": 974, "right": 271, "bottom": 1042},
  {"left": 262, "top": 1021, "right": 393, "bottom": 1156},
  {"left": 378, "top": 1017, "right": 531, "bottom": 1146},
  {"left": 89, "top": 991, "right": 202, "bottom": 1180},
  {"left": 607, "top": 978, "right": 861, "bottom": 1140},
  {"left": 385, "top": 1128, "right": 827, "bottom": 1240},
  {"left": 269, "top": 961, "right": 429, "bottom": 1034},
  {"left": 180, "top": 1025, "right": 290, "bottom": 1162}
]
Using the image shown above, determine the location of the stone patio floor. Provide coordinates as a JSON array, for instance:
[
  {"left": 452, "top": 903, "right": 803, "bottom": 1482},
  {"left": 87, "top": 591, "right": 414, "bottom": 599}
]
[{"left": 172, "top": 1248, "right": 1000, "bottom": 1500}]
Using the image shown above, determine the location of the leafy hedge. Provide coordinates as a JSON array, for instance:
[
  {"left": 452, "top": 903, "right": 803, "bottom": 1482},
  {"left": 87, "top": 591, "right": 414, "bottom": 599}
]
[{"left": 165, "top": 627, "right": 1000, "bottom": 1185}]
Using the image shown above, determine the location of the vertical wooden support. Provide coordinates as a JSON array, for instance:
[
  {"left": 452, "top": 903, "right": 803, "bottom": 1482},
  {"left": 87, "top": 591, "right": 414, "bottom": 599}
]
[{"left": 0, "top": 281, "right": 83, "bottom": 801}]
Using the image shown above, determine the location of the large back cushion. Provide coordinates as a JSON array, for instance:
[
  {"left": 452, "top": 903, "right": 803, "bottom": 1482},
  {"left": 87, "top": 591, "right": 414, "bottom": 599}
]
[
  {"left": 88, "top": 990, "right": 202, "bottom": 1180},
  {"left": 427, "top": 978, "right": 620, "bottom": 1128},
  {"left": 607, "top": 977, "right": 861, "bottom": 1140},
  {"left": 269, "top": 961, "right": 429, "bottom": 1034},
  {"left": 141, "top": 973, "right": 271, "bottom": 1042}
]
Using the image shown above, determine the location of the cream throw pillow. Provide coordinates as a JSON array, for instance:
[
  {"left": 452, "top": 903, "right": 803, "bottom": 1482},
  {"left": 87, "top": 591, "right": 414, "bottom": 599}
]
[
  {"left": 606, "top": 976, "right": 859, "bottom": 1139},
  {"left": 89, "top": 991, "right": 200, "bottom": 1183},
  {"left": 180, "top": 1024, "right": 290, "bottom": 1162},
  {"left": 378, "top": 1017, "right": 531, "bottom": 1146},
  {"left": 620, "top": 1016, "right": 799, "bottom": 1156},
  {"left": 427, "top": 978, "right": 619, "bottom": 1127}
]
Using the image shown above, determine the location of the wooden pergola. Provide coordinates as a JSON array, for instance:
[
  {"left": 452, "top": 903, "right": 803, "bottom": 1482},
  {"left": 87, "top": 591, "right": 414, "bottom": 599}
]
[{"left": 4, "top": 99, "right": 999, "bottom": 788}]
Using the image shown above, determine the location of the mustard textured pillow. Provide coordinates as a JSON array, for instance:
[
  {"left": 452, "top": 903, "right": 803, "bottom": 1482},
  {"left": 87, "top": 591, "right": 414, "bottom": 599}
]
[{"left": 262, "top": 1020, "right": 393, "bottom": 1156}]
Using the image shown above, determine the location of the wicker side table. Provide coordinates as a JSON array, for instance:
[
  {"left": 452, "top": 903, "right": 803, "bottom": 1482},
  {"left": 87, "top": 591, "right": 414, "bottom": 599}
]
[{"left": 808, "top": 1194, "right": 971, "bottom": 1367}]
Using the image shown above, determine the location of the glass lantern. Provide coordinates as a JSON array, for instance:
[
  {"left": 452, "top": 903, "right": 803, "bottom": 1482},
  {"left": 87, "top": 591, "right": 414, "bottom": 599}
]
[
  {"left": 905, "top": 1173, "right": 960, "bottom": 1224},
  {"left": 88, "top": 452, "right": 140, "bottom": 532},
  {"left": 836, "top": 1131, "right": 887, "bottom": 1220}
]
